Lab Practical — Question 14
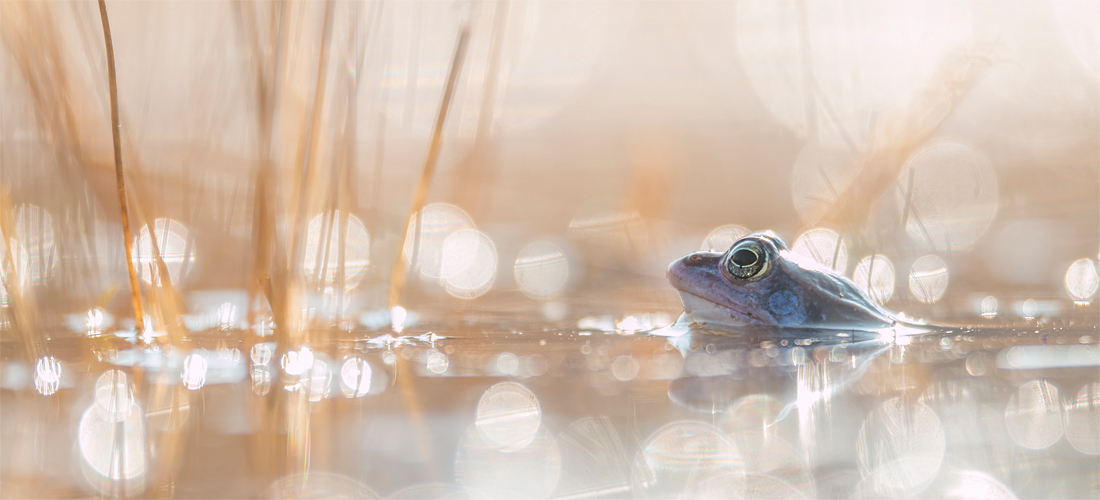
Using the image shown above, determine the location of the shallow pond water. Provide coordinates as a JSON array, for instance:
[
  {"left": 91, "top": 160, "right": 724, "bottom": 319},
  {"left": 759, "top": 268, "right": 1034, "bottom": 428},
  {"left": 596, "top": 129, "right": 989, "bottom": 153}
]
[{"left": 1, "top": 316, "right": 1097, "bottom": 499}]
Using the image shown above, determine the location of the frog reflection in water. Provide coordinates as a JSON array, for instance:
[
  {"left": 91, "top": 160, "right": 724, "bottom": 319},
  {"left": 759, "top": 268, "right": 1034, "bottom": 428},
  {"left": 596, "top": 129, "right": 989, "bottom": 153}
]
[{"left": 667, "top": 231, "right": 899, "bottom": 330}]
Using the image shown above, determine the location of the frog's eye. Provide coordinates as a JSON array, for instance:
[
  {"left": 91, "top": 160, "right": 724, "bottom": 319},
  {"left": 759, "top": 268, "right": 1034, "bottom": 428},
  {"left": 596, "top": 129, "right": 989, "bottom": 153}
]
[{"left": 725, "top": 241, "right": 769, "bottom": 280}]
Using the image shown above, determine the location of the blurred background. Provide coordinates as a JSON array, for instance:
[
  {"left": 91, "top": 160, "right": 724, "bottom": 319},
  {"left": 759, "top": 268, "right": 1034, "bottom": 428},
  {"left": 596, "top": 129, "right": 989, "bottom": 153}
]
[
  {"left": 0, "top": 0, "right": 1097, "bottom": 498},
  {"left": 1, "top": 0, "right": 1098, "bottom": 325}
]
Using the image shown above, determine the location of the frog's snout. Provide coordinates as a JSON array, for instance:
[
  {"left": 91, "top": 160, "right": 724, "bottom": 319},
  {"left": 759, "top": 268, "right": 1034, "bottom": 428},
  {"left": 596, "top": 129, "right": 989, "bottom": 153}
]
[
  {"left": 666, "top": 254, "right": 691, "bottom": 290},
  {"left": 666, "top": 256, "right": 685, "bottom": 288},
  {"left": 666, "top": 251, "right": 721, "bottom": 292}
]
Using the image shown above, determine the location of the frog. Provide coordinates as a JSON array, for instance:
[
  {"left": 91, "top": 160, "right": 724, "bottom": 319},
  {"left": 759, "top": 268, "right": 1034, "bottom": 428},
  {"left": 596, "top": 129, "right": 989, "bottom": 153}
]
[{"left": 666, "top": 231, "right": 899, "bottom": 330}]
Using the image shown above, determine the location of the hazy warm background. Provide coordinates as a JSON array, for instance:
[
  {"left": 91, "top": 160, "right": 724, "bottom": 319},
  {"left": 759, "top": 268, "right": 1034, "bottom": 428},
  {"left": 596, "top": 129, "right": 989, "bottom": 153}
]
[{"left": 2, "top": 0, "right": 1098, "bottom": 330}]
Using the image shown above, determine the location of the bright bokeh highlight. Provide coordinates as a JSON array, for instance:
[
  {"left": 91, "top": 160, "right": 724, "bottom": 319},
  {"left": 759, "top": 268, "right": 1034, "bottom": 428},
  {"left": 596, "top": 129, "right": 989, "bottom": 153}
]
[
  {"left": 440, "top": 229, "right": 498, "bottom": 299},
  {"left": 303, "top": 211, "right": 371, "bottom": 289},
  {"left": 909, "top": 255, "right": 949, "bottom": 304},
  {"left": 514, "top": 241, "right": 569, "bottom": 300},
  {"left": 791, "top": 228, "right": 848, "bottom": 273},
  {"left": 852, "top": 255, "right": 895, "bottom": 304},
  {"left": 135, "top": 218, "right": 193, "bottom": 285}
]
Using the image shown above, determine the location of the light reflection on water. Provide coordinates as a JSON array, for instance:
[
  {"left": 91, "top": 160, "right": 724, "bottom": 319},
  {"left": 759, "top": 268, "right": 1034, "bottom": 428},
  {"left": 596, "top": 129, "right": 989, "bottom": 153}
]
[
  {"left": 79, "top": 370, "right": 147, "bottom": 496},
  {"left": 94, "top": 370, "right": 134, "bottom": 422},
  {"left": 1004, "top": 379, "right": 1064, "bottom": 451},
  {"left": 78, "top": 401, "right": 147, "bottom": 494},
  {"left": 180, "top": 352, "right": 207, "bottom": 390},
  {"left": 475, "top": 382, "right": 541, "bottom": 450},
  {"left": 456, "top": 424, "right": 561, "bottom": 500},
  {"left": 633, "top": 420, "right": 745, "bottom": 499},
  {"left": 856, "top": 398, "right": 946, "bottom": 496},
  {"left": 554, "top": 416, "right": 631, "bottom": 498},
  {"left": 931, "top": 470, "right": 1017, "bottom": 500},
  {"left": 981, "top": 295, "right": 999, "bottom": 319},
  {"left": 1066, "top": 382, "right": 1100, "bottom": 456},
  {"left": 0, "top": 322, "right": 1098, "bottom": 498},
  {"left": 33, "top": 355, "right": 61, "bottom": 396}
]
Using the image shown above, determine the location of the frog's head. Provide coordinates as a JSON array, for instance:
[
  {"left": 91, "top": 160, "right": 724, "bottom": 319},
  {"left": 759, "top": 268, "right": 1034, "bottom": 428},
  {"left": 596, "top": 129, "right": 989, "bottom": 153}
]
[{"left": 667, "top": 232, "right": 895, "bottom": 330}]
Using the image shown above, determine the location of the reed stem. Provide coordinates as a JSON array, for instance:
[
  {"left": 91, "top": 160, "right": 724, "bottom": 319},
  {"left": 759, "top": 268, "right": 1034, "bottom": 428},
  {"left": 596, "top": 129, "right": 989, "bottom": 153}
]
[
  {"left": 387, "top": 25, "right": 471, "bottom": 309},
  {"left": 96, "top": 0, "right": 144, "bottom": 334}
]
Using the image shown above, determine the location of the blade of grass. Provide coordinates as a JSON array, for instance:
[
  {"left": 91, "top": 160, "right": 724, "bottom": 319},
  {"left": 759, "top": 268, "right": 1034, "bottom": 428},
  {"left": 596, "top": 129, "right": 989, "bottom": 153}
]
[
  {"left": 450, "top": 0, "right": 509, "bottom": 217},
  {"left": 96, "top": 0, "right": 144, "bottom": 334},
  {"left": 287, "top": 0, "right": 337, "bottom": 292},
  {"left": 387, "top": 24, "right": 471, "bottom": 309}
]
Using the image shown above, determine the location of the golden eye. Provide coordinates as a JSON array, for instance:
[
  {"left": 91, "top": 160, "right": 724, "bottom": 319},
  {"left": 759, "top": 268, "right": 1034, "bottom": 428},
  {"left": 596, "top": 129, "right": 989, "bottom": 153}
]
[{"left": 725, "top": 241, "right": 768, "bottom": 280}]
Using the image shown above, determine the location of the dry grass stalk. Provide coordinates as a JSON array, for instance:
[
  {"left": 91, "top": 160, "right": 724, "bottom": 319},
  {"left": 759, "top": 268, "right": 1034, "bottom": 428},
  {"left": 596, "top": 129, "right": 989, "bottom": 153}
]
[
  {"left": 285, "top": 0, "right": 337, "bottom": 338},
  {"left": 284, "top": 1, "right": 338, "bottom": 472},
  {"left": 0, "top": 189, "right": 43, "bottom": 362},
  {"left": 387, "top": 24, "right": 472, "bottom": 309},
  {"left": 2, "top": 2, "right": 108, "bottom": 305},
  {"left": 818, "top": 45, "right": 992, "bottom": 229},
  {"left": 234, "top": 0, "right": 284, "bottom": 338},
  {"left": 0, "top": 2, "right": 87, "bottom": 167},
  {"left": 450, "top": 1, "right": 510, "bottom": 218},
  {"left": 326, "top": 0, "right": 368, "bottom": 324},
  {"left": 124, "top": 172, "right": 188, "bottom": 344},
  {"left": 95, "top": 0, "right": 145, "bottom": 334},
  {"left": 233, "top": 0, "right": 290, "bottom": 484}
]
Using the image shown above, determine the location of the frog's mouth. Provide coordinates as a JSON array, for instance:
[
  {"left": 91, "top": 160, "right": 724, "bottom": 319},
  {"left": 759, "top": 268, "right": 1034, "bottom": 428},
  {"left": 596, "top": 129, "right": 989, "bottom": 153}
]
[{"left": 674, "top": 289, "right": 765, "bottom": 327}]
